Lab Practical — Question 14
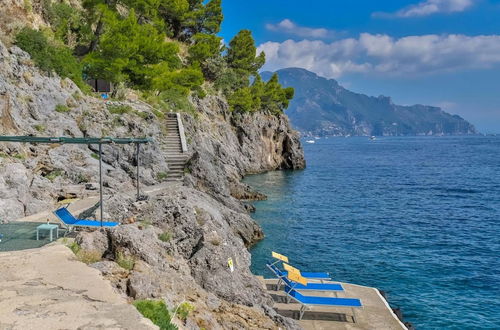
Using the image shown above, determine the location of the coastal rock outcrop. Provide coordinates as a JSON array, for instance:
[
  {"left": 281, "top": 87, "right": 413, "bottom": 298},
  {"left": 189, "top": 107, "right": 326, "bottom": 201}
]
[{"left": 0, "top": 39, "right": 305, "bottom": 329}]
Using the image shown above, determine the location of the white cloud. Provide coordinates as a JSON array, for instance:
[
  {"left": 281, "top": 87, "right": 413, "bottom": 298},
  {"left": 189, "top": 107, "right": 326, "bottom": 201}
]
[
  {"left": 373, "top": 0, "right": 474, "bottom": 18},
  {"left": 258, "top": 33, "right": 500, "bottom": 78},
  {"left": 265, "top": 19, "right": 334, "bottom": 39}
]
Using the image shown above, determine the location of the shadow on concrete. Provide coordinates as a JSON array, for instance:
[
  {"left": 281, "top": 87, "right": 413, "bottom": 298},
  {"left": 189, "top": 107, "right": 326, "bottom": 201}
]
[{"left": 275, "top": 308, "right": 350, "bottom": 322}]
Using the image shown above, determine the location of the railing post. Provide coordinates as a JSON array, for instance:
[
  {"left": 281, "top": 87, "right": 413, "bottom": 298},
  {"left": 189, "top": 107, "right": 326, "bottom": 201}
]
[
  {"left": 99, "top": 143, "right": 103, "bottom": 227},
  {"left": 136, "top": 143, "right": 140, "bottom": 200}
]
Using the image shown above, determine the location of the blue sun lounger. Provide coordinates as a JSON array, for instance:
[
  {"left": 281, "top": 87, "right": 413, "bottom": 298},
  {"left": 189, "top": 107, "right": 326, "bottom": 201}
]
[
  {"left": 267, "top": 263, "right": 344, "bottom": 292},
  {"left": 283, "top": 283, "right": 362, "bottom": 321},
  {"left": 54, "top": 207, "right": 119, "bottom": 230},
  {"left": 270, "top": 251, "right": 331, "bottom": 281}
]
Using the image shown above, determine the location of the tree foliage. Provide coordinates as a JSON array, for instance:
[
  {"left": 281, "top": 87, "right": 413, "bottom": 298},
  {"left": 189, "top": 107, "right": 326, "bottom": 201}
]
[
  {"left": 15, "top": 27, "right": 87, "bottom": 90},
  {"left": 84, "top": 9, "right": 180, "bottom": 88},
  {"left": 14, "top": 0, "right": 292, "bottom": 116},
  {"left": 226, "top": 30, "right": 265, "bottom": 76}
]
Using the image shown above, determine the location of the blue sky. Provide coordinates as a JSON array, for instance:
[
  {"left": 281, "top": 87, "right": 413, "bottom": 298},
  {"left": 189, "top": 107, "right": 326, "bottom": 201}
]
[{"left": 220, "top": 0, "right": 500, "bottom": 133}]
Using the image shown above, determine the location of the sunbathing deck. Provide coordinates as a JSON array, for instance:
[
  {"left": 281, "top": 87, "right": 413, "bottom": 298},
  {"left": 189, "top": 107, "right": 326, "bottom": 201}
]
[
  {"left": 0, "top": 244, "right": 156, "bottom": 330},
  {"left": 260, "top": 277, "right": 407, "bottom": 330}
]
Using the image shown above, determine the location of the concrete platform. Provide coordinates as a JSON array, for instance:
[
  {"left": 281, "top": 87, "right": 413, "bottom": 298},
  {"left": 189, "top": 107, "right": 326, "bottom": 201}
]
[
  {"left": 0, "top": 244, "right": 156, "bottom": 330},
  {"left": 261, "top": 278, "right": 407, "bottom": 330}
]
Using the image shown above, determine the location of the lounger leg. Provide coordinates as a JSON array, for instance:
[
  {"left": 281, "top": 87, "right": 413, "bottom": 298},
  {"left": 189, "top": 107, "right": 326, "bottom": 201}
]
[
  {"left": 352, "top": 307, "right": 356, "bottom": 323},
  {"left": 299, "top": 305, "right": 306, "bottom": 320}
]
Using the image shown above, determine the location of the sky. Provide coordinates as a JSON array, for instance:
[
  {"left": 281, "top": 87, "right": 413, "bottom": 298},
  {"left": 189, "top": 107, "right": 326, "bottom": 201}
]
[{"left": 219, "top": 0, "right": 500, "bottom": 133}]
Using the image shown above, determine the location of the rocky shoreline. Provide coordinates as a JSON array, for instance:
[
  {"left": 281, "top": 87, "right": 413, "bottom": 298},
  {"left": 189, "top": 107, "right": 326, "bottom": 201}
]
[{"left": 1, "top": 40, "right": 307, "bottom": 329}]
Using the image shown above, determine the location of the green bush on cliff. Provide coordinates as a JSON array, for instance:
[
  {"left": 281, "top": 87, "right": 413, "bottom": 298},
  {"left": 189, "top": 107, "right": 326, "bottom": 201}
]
[
  {"left": 175, "top": 301, "right": 195, "bottom": 321},
  {"left": 15, "top": 27, "right": 87, "bottom": 90},
  {"left": 133, "top": 300, "right": 178, "bottom": 330},
  {"left": 83, "top": 9, "right": 181, "bottom": 89}
]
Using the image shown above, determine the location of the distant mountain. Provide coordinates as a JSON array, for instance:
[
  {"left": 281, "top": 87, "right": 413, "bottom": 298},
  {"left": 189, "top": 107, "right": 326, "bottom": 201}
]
[{"left": 262, "top": 68, "right": 476, "bottom": 136}]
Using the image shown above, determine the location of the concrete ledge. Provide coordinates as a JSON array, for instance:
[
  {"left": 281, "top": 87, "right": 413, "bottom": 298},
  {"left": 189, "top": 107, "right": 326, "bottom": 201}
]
[
  {"left": 0, "top": 244, "right": 157, "bottom": 330},
  {"left": 261, "top": 278, "right": 407, "bottom": 330}
]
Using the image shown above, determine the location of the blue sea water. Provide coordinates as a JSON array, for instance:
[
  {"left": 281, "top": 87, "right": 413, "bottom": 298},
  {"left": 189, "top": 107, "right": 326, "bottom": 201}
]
[{"left": 245, "top": 136, "right": 500, "bottom": 329}]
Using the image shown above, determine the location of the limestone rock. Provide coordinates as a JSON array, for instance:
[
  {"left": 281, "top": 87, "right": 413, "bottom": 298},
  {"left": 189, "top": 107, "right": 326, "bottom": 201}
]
[{"left": 75, "top": 229, "right": 109, "bottom": 257}]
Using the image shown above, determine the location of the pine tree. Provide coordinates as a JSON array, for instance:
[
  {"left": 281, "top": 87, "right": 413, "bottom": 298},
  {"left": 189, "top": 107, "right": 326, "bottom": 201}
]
[
  {"left": 226, "top": 30, "right": 265, "bottom": 76},
  {"left": 84, "top": 9, "right": 180, "bottom": 88},
  {"left": 228, "top": 87, "right": 254, "bottom": 113},
  {"left": 261, "top": 73, "right": 294, "bottom": 114},
  {"left": 188, "top": 33, "right": 222, "bottom": 65}
]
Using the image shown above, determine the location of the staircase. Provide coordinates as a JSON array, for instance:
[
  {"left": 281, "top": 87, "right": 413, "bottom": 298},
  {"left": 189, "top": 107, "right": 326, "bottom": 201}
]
[{"left": 164, "top": 113, "right": 188, "bottom": 182}]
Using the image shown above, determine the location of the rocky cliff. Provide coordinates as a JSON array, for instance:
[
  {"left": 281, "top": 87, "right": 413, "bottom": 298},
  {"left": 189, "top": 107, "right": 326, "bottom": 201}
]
[
  {"left": 262, "top": 68, "right": 477, "bottom": 137},
  {"left": 0, "top": 40, "right": 305, "bottom": 329}
]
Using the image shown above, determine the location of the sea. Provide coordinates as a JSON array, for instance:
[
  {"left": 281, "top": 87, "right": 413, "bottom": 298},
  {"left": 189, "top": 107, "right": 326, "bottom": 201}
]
[{"left": 245, "top": 136, "right": 500, "bottom": 330}]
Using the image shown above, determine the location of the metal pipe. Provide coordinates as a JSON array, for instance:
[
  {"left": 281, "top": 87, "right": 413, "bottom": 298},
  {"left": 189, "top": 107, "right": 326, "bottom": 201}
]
[
  {"left": 136, "top": 143, "right": 140, "bottom": 201},
  {"left": 99, "top": 143, "right": 103, "bottom": 227}
]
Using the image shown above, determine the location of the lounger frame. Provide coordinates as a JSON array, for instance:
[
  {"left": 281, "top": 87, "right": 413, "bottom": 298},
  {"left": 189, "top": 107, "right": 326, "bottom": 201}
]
[{"left": 283, "top": 285, "right": 363, "bottom": 322}]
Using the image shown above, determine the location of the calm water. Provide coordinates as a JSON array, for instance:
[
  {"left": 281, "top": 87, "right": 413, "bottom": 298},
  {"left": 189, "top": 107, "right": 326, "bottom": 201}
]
[{"left": 246, "top": 136, "right": 500, "bottom": 329}]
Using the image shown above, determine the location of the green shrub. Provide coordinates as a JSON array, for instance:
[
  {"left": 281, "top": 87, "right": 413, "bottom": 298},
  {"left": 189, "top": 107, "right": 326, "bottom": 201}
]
[
  {"left": 33, "top": 124, "right": 45, "bottom": 132},
  {"left": 76, "top": 173, "right": 90, "bottom": 183},
  {"left": 175, "top": 302, "right": 195, "bottom": 321},
  {"left": 158, "top": 231, "right": 172, "bottom": 242},
  {"left": 76, "top": 250, "right": 102, "bottom": 264},
  {"left": 23, "top": 0, "right": 32, "bottom": 12},
  {"left": 134, "top": 110, "right": 150, "bottom": 120},
  {"left": 91, "top": 153, "right": 100, "bottom": 160},
  {"left": 157, "top": 172, "right": 168, "bottom": 181},
  {"left": 46, "top": 169, "right": 63, "bottom": 181},
  {"left": 15, "top": 27, "right": 87, "bottom": 90},
  {"left": 68, "top": 241, "right": 81, "bottom": 255},
  {"left": 108, "top": 104, "right": 133, "bottom": 115},
  {"left": 55, "top": 104, "right": 70, "bottom": 113},
  {"left": 138, "top": 219, "right": 152, "bottom": 229},
  {"left": 227, "top": 87, "right": 254, "bottom": 113},
  {"left": 116, "top": 252, "right": 135, "bottom": 271},
  {"left": 133, "top": 300, "right": 177, "bottom": 330},
  {"left": 44, "top": 1, "right": 91, "bottom": 48}
]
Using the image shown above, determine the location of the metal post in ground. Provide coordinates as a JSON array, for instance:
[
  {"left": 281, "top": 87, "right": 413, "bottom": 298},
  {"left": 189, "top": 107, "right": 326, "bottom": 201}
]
[
  {"left": 99, "top": 143, "right": 103, "bottom": 227},
  {"left": 136, "top": 143, "right": 140, "bottom": 201}
]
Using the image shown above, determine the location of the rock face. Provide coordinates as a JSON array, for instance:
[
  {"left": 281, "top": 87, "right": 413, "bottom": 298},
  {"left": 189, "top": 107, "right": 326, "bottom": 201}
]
[
  {"left": 0, "top": 39, "right": 304, "bottom": 329},
  {"left": 184, "top": 96, "right": 305, "bottom": 205},
  {"left": 262, "top": 68, "right": 477, "bottom": 136}
]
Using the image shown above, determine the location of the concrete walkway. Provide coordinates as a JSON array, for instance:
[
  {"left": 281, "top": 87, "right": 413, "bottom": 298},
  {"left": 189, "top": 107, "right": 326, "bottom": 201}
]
[
  {"left": 0, "top": 244, "right": 156, "bottom": 330},
  {"left": 260, "top": 278, "right": 407, "bottom": 330}
]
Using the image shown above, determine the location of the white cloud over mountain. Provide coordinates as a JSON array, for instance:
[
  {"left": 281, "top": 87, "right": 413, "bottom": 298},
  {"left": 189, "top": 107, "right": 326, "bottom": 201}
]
[
  {"left": 265, "top": 19, "right": 334, "bottom": 38},
  {"left": 373, "top": 0, "right": 474, "bottom": 18},
  {"left": 258, "top": 33, "right": 500, "bottom": 78}
]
